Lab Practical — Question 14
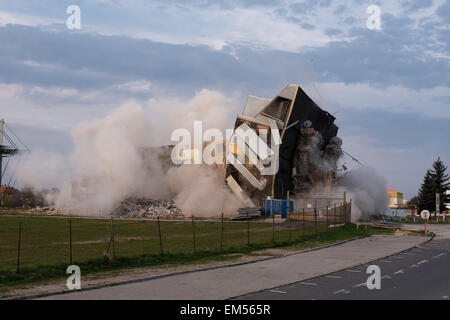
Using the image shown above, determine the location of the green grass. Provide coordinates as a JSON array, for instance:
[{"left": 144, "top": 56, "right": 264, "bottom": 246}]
[{"left": 0, "top": 213, "right": 394, "bottom": 289}]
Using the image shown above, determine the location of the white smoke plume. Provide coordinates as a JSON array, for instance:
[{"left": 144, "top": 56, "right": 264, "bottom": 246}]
[
  {"left": 338, "top": 167, "right": 388, "bottom": 222},
  {"left": 14, "top": 89, "right": 243, "bottom": 217}
]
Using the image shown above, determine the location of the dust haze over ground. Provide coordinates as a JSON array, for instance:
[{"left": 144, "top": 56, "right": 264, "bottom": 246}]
[
  {"left": 14, "top": 89, "right": 243, "bottom": 217},
  {"left": 14, "top": 89, "right": 388, "bottom": 219}
]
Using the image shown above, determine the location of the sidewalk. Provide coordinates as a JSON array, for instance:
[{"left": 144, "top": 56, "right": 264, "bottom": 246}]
[
  {"left": 402, "top": 224, "right": 450, "bottom": 239},
  {"left": 40, "top": 234, "right": 427, "bottom": 300}
]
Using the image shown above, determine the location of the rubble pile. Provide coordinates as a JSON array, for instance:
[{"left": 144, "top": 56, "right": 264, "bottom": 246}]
[
  {"left": 111, "top": 198, "right": 184, "bottom": 218},
  {"left": 29, "top": 207, "right": 57, "bottom": 215}
]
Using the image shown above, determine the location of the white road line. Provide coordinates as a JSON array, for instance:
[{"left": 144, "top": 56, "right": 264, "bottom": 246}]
[
  {"left": 409, "top": 264, "right": 418, "bottom": 268},
  {"left": 269, "top": 289, "right": 286, "bottom": 294},
  {"left": 417, "top": 260, "right": 429, "bottom": 265},
  {"left": 401, "top": 252, "right": 415, "bottom": 256},
  {"left": 394, "top": 269, "right": 404, "bottom": 274},
  {"left": 353, "top": 282, "right": 367, "bottom": 288},
  {"left": 381, "top": 275, "right": 392, "bottom": 279},
  {"left": 432, "top": 253, "right": 446, "bottom": 259},
  {"left": 379, "top": 260, "right": 392, "bottom": 263},
  {"left": 299, "top": 282, "right": 318, "bottom": 286},
  {"left": 333, "top": 289, "right": 346, "bottom": 294},
  {"left": 269, "top": 290, "right": 286, "bottom": 294},
  {"left": 325, "top": 275, "right": 342, "bottom": 279},
  {"left": 346, "top": 269, "right": 362, "bottom": 273}
]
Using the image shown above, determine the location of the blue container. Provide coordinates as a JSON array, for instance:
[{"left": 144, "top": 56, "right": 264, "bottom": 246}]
[
  {"left": 385, "top": 208, "right": 405, "bottom": 217},
  {"left": 262, "top": 199, "right": 294, "bottom": 218}
]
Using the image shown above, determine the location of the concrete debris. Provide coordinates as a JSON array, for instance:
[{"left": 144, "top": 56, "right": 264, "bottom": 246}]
[
  {"left": 111, "top": 198, "right": 184, "bottom": 218},
  {"left": 29, "top": 206, "right": 57, "bottom": 215},
  {"left": 232, "top": 207, "right": 263, "bottom": 220}
]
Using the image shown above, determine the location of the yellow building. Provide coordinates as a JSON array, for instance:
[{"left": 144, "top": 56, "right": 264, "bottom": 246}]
[{"left": 386, "top": 188, "right": 403, "bottom": 208}]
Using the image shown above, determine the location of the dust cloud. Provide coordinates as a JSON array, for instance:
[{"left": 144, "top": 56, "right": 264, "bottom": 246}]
[{"left": 14, "top": 89, "right": 242, "bottom": 217}]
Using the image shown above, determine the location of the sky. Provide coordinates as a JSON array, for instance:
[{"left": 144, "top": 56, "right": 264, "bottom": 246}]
[{"left": 0, "top": 0, "right": 449, "bottom": 199}]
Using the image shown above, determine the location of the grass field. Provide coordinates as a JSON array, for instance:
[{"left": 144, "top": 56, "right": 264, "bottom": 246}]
[{"left": 0, "top": 212, "right": 393, "bottom": 289}]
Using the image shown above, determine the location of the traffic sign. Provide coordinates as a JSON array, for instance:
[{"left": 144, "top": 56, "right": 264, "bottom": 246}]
[{"left": 420, "top": 210, "right": 430, "bottom": 220}]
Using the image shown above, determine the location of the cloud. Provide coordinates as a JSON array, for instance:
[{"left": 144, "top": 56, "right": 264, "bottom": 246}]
[{"left": 311, "top": 81, "right": 450, "bottom": 119}]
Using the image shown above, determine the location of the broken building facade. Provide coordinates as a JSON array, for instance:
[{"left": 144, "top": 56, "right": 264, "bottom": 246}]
[{"left": 225, "top": 84, "right": 343, "bottom": 206}]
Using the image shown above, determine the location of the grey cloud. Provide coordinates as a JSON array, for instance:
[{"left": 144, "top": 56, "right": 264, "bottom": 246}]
[
  {"left": 0, "top": 15, "right": 449, "bottom": 100},
  {"left": 325, "top": 28, "right": 342, "bottom": 36},
  {"left": 401, "top": 0, "right": 434, "bottom": 12}
]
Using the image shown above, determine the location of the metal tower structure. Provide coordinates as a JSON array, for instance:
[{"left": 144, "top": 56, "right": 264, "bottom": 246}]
[{"left": 0, "top": 119, "right": 23, "bottom": 205}]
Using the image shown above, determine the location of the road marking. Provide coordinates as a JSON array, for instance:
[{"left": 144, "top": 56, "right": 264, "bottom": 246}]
[
  {"left": 409, "top": 264, "right": 418, "bottom": 268},
  {"left": 442, "top": 296, "right": 449, "bottom": 300},
  {"left": 269, "top": 289, "right": 286, "bottom": 294},
  {"left": 353, "top": 282, "right": 367, "bottom": 288},
  {"left": 394, "top": 269, "right": 404, "bottom": 275},
  {"left": 346, "top": 269, "right": 362, "bottom": 273},
  {"left": 401, "top": 252, "right": 414, "bottom": 256},
  {"left": 381, "top": 275, "right": 391, "bottom": 279},
  {"left": 299, "top": 282, "right": 318, "bottom": 286},
  {"left": 417, "top": 260, "right": 429, "bottom": 265},
  {"left": 432, "top": 253, "right": 446, "bottom": 259},
  {"left": 379, "top": 260, "right": 392, "bottom": 263},
  {"left": 325, "top": 275, "right": 342, "bottom": 279},
  {"left": 333, "top": 289, "right": 346, "bottom": 294}
]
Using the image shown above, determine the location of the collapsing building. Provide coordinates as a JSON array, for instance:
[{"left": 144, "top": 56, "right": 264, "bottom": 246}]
[{"left": 225, "top": 84, "right": 343, "bottom": 206}]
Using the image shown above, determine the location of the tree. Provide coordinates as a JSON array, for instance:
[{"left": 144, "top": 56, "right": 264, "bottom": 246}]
[
  {"left": 408, "top": 195, "right": 419, "bottom": 207},
  {"left": 417, "top": 157, "right": 450, "bottom": 217},
  {"left": 430, "top": 157, "right": 450, "bottom": 213},
  {"left": 418, "top": 170, "right": 435, "bottom": 213}
]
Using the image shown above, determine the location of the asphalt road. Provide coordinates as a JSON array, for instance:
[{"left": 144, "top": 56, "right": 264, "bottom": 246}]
[{"left": 236, "top": 238, "right": 450, "bottom": 300}]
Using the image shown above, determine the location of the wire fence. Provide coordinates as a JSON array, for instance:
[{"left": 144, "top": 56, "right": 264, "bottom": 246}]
[{"left": 0, "top": 202, "right": 351, "bottom": 274}]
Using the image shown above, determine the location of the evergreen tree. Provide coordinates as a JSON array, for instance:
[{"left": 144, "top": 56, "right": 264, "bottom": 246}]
[
  {"left": 430, "top": 157, "right": 450, "bottom": 213},
  {"left": 417, "top": 157, "right": 450, "bottom": 217},
  {"left": 418, "top": 170, "right": 435, "bottom": 213}
]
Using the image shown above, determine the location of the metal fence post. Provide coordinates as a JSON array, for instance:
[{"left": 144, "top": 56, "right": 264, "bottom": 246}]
[
  {"left": 247, "top": 212, "right": 250, "bottom": 246},
  {"left": 272, "top": 208, "right": 275, "bottom": 243},
  {"left": 16, "top": 222, "right": 22, "bottom": 274},
  {"left": 334, "top": 203, "right": 336, "bottom": 226},
  {"left": 69, "top": 219, "right": 72, "bottom": 265},
  {"left": 157, "top": 216, "right": 163, "bottom": 257},
  {"left": 220, "top": 212, "right": 224, "bottom": 250},
  {"left": 326, "top": 205, "right": 329, "bottom": 233},
  {"left": 302, "top": 208, "right": 305, "bottom": 237},
  {"left": 287, "top": 191, "right": 291, "bottom": 241},
  {"left": 349, "top": 199, "right": 352, "bottom": 223},
  {"left": 111, "top": 217, "right": 115, "bottom": 261},
  {"left": 192, "top": 216, "right": 197, "bottom": 254},
  {"left": 314, "top": 206, "right": 318, "bottom": 236}
]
